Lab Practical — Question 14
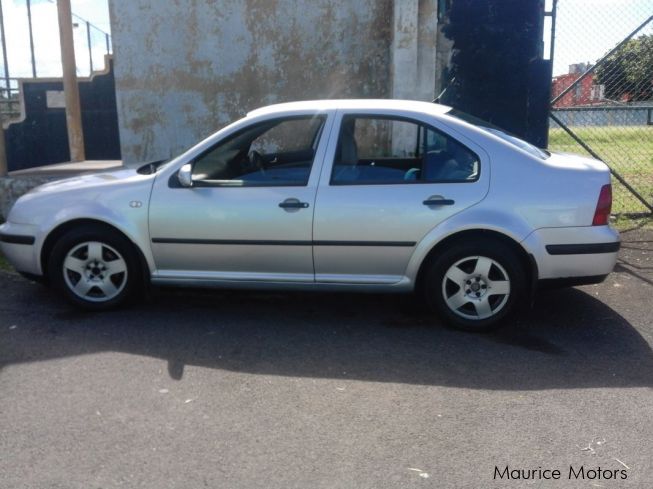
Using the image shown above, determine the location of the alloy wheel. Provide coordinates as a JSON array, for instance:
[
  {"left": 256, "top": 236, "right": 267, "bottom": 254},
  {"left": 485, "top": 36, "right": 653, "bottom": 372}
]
[
  {"left": 62, "top": 241, "right": 128, "bottom": 303},
  {"left": 441, "top": 255, "right": 511, "bottom": 320}
]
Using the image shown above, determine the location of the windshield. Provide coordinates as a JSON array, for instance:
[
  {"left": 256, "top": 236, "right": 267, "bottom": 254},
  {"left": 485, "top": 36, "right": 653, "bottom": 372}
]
[{"left": 446, "top": 109, "right": 550, "bottom": 159}]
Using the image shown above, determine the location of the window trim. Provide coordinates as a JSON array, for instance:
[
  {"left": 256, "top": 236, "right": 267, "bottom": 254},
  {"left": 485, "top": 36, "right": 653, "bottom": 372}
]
[
  {"left": 328, "top": 114, "right": 481, "bottom": 186},
  {"left": 185, "top": 114, "right": 327, "bottom": 189}
]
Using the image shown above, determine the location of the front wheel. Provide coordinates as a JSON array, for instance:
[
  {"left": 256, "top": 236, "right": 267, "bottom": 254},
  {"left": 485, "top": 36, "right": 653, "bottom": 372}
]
[
  {"left": 424, "top": 240, "right": 526, "bottom": 332},
  {"left": 48, "top": 226, "right": 141, "bottom": 310}
]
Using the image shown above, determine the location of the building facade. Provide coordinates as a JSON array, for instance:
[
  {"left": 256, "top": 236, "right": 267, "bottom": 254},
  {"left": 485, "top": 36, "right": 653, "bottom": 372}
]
[{"left": 552, "top": 64, "right": 606, "bottom": 108}]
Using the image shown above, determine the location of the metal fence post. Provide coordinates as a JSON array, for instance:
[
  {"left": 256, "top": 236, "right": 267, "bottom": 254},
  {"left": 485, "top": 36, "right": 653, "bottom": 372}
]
[
  {"left": 26, "top": 0, "right": 37, "bottom": 77},
  {"left": 86, "top": 21, "right": 93, "bottom": 74},
  {"left": 0, "top": 0, "right": 10, "bottom": 93},
  {"left": 549, "top": 0, "right": 558, "bottom": 62}
]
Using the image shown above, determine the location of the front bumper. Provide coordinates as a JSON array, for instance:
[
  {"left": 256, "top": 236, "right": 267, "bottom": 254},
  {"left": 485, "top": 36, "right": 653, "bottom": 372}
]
[
  {"left": 522, "top": 225, "right": 620, "bottom": 280},
  {"left": 0, "top": 222, "right": 41, "bottom": 275}
]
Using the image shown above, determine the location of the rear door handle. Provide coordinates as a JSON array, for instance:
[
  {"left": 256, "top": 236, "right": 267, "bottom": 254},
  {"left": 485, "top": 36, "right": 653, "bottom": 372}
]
[
  {"left": 279, "top": 199, "right": 309, "bottom": 209},
  {"left": 423, "top": 197, "right": 455, "bottom": 206}
]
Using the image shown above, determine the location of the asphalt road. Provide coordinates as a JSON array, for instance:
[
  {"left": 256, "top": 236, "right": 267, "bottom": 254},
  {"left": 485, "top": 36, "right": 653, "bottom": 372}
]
[{"left": 1, "top": 229, "right": 651, "bottom": 489}]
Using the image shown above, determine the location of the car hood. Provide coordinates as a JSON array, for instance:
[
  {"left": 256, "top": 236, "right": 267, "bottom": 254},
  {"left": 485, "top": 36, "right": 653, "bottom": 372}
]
[
  {"left": 28, "top": 168, "right": 143, "bottom": 195},
  {"left": 7, "top": 167, "right": 157, "bottom": 226}
]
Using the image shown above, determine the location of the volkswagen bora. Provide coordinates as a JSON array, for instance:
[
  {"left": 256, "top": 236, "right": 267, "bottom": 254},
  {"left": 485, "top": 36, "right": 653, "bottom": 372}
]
[{"left": 0, "top": 100, "right": 620, "bottom": 331}]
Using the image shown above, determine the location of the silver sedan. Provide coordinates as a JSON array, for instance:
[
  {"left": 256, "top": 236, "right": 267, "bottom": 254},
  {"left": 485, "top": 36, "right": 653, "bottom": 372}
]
[{"left": 0, "top": 100, "right": 620, "bottom": 331}]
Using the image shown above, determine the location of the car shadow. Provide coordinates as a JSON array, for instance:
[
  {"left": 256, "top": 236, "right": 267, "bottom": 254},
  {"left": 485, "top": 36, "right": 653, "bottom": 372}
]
[
  {"left": 616, "top": 231, "right": 653, "bottom": 285},
  {"left": 1, "top": 275, "right": 652, "bottom": 391}
]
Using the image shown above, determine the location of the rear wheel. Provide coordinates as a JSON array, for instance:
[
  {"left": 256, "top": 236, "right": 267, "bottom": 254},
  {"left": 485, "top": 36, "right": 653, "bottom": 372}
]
[
  {"left": 48, "top": 226, "right": 141, "bottom": 310},
  {"left": 424, "top": 240, "right": 526, "bottom": 332}
]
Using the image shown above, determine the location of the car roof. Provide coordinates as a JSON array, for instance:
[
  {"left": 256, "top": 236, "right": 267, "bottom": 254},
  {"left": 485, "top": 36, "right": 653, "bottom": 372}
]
[{"left": 247, "top": 99, "right": 452, "bottom": 117}]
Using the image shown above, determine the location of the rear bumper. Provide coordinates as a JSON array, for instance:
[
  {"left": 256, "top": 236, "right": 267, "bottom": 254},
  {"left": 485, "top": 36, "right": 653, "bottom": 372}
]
[{"left": 522, "top": 226, "right": 620, "bottom": 280}]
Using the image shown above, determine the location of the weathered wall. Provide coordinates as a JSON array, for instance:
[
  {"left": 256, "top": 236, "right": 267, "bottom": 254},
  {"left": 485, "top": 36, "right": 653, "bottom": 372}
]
[
  {"left": 391, "top": 0, "right": 437, "bottom": 101},
  {"left": 110, "top": 0, "right": 402, "bottom": 165},
  {"left": 390, "top": 0, "right": 438, "bottom": 150}
]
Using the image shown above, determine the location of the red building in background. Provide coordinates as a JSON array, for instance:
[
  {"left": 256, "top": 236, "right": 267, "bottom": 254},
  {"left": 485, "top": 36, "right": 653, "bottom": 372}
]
[{"left": 552, "top": 63, "right": 606, "bottom": 108}]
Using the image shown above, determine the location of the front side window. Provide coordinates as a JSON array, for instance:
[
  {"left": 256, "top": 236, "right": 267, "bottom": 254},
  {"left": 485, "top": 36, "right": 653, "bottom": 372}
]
[
  {"left": 192, "top": 115, "right": 326, "bottom": 186},
  {"left": 331, "top": 115, "right": 479, "bottom": 185}
]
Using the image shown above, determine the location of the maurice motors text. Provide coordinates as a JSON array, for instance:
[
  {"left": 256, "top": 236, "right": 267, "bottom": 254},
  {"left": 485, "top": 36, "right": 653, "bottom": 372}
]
[{"left": 494, "top": 465, "right": 627, "bottom": 481}]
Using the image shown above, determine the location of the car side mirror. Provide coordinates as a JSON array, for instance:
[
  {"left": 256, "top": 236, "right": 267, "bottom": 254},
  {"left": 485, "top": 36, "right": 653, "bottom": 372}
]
[{"left": 177, "top": 164, "right": 193, "bottom": 188}]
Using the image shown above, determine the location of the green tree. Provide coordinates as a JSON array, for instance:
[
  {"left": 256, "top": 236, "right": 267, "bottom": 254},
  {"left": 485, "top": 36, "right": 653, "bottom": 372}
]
[{"left": 596, "top": 34, "right": 653, "bottom": 101}]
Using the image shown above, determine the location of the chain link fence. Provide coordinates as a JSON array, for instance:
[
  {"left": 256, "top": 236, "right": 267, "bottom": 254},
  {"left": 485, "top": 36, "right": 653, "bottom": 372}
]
[{"left": 549, "top": 0, "right": 653, "bottom": 216}]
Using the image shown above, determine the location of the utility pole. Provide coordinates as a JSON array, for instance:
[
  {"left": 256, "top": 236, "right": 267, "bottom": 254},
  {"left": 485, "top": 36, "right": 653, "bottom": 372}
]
[{"left": 57, "top": 0, "right": 85, "bottom": 162}]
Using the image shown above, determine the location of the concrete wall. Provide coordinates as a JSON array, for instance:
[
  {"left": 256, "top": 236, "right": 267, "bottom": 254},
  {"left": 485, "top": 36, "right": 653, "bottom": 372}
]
[
  {"left": 551, "top": 107, "right": 653, "bottom": 127},
  {"left": 390, "top": 0, "right": 437, "bottom": 151},
  {"left": 109, "top": 0, "right": 440, "bottom": 165},
  {"left": 391, "top": 0, "right": 437, "bottom": 101}
]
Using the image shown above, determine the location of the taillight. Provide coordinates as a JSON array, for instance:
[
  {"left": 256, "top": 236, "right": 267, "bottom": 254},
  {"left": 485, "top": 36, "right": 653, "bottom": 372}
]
[{"left": 592, "top": 184, "right": 612, "bottom": 226}]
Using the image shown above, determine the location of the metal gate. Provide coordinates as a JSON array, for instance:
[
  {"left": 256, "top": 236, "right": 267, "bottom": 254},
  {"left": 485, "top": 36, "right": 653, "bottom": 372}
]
[{"left": 548, "top": 0, "right": 653, "bottom": 216}]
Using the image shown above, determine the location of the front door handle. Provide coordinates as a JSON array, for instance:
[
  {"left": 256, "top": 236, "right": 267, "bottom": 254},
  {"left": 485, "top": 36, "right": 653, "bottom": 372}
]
[
  {"left": 279, "top": 199, "right": 309, "bottom": 209},
  {"left": 423, "top": 196, "right": 455, "bottom": 206}
]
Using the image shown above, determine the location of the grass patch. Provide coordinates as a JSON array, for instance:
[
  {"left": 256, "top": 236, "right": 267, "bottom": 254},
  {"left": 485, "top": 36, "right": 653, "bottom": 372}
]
[
  {"left": 0, "top": 219, "right": 13, "bottom": 272},
  {"left": 549, "top": 125, "right": 653, "bottom": 215},
  {"left": 612, "top": 215, "right": 653, "bottom": 232},
  {"left": 0, "top": 249, "right": 12, "bottom": 272}
]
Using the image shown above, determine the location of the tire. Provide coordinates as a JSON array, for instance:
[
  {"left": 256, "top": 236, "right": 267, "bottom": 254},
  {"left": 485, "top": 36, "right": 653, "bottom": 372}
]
[
  {"left": 48, "top": 225, "right": 142, "bottom": 310},
  {"left": 424, "top": 240, "right": 527, "bottom": 332}
]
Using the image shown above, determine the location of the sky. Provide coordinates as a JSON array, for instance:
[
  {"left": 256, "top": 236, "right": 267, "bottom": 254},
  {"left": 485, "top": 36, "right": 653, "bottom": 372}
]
[{"left": 1, "top": 0, "right": 652, "bottom": 83}]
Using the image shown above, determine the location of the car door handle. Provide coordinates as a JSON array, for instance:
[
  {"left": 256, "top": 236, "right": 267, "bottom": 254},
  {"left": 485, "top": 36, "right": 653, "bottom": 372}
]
[
  {"left": 279, "top": 199, "right": 309, "bottom": 209},
  {"left": 423, "top": 197, "right": 455, "bottom": 206}
]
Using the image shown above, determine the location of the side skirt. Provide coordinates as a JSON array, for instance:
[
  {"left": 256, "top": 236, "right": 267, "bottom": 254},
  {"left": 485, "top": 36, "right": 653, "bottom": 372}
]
[{"left": 151, "top": 274, "right": 413, "bottom": 293}]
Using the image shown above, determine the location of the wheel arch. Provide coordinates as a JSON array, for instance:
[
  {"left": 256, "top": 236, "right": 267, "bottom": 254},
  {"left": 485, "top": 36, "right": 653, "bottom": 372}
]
[
  {"left": 40, "top": 218, "right": 151, "bottom": 283},
  {"left": 414, "top": 228, "right": 537, "bottom": 293}
]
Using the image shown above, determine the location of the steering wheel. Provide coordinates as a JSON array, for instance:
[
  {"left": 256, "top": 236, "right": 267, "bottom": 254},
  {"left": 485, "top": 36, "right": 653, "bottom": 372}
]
[
  {"left": 248, "top": 150, "right": 266, "bottom": 174},
  {"left": 404, "top": 167, "right": 420, "bottom": 181}
]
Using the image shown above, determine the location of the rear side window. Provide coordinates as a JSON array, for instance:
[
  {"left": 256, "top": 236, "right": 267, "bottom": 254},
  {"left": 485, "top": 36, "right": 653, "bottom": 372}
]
[
  {"left": 331, "top": 115, "right": 479, "bottom": 185},
  {"left": 447, "top": 108, "right": 550, "bottom": 159}
]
